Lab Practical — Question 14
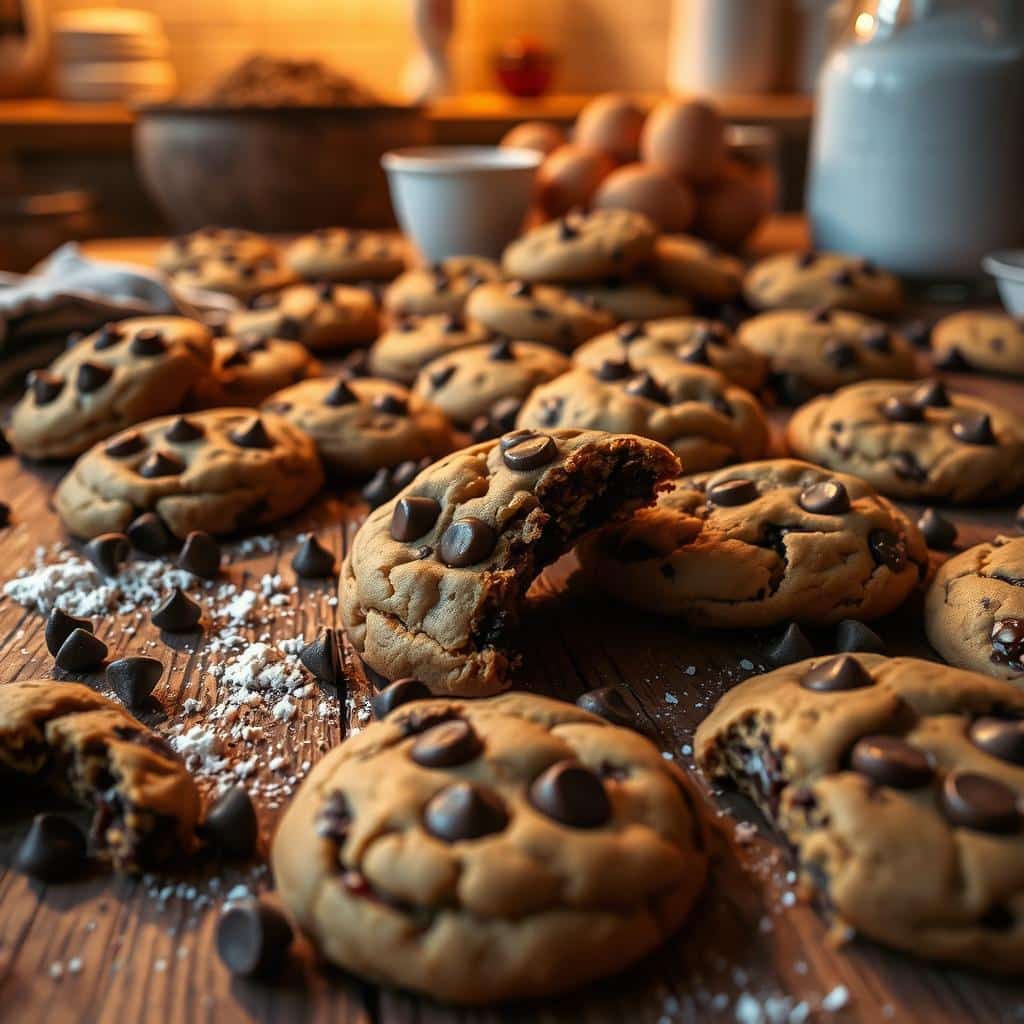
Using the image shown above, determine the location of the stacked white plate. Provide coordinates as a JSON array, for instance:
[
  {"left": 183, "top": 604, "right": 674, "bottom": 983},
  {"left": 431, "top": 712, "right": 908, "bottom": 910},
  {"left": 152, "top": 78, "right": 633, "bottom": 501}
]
[{"left": 53, "top": 8, "right": 176, "bottom": 104}]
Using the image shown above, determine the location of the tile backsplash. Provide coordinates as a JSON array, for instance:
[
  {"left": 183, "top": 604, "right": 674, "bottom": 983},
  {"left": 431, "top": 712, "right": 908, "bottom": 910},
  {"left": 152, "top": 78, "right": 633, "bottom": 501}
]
[{"left": 47, "top": 0, "right": 672, "bottom": 98}]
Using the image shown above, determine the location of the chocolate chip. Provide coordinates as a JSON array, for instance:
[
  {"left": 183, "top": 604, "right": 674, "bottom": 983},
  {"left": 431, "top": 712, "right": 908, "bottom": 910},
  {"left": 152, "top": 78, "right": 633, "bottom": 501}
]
[
  {"left": 440, "top": 314, "right": 462, "bottom": 334},
  {"left": 557, "top": 219, "right": 578, "bottom": 241},
  {"left": 488, "top": 338, "right": 515, "bottom": 361},
  {"left": 230, "top": 417, "right": 274, "bottom": 449},
  {"left": 105, "top": 431, "right": 147, "bottom": 458},
  {"left": 76, "top": 361, "right": 114, "bottom": 393},
  {"left": 824, "top": 339, "right": 857, "bottom": 369},
  {"left": 391, "top": 496, "right": 441, "bottom": 542},
  {"left": 596, "top": 358, "right": 632, "bottom": 381},
  {"left": 178, "top": 531, "right": 222, "bottom": 578},
  {"left": 903, "top": 320, "right": 932, "bottom": 349},
  {"left": 707, "top": 478, "right": 758, "bottom": 507},
  {"left": 625, "top": 372, "right": 670, "bottom": 404},
  {"left": 429, "top": 365, "right": 455, "bottom": 389},
  {"left": 797, "top": 251, "right": 818, "bottom": 268},
  {"left": 882, "top": 396, "right": 923, "bottom": 423},
  {"left": 530, "top": 760, "right": 611, "bottom": 828},
  {"left": 799, "top": 480, "right": 850, "bottom": 515},
  {"left": 869, "top": 529, "right": 906, "bottom": 571},
  {"left": 299, "top": 627, "right": 343, "bottom": 685},
  {"left": 16, "top": 814, "right": 87, "bottom": 882},
  {"left": 802, "top": 654, "right": 874, "bottom": 692},
  {"left": 130, "top": 328, "right": 166, "bottom": 356},
  {"left": 508, "top": 281, "right": 532, "bottom": 298},
  {"left": 222, "top": 347, "right": 250, "bottom": 369},
  {"left": 576, "top": 687, "right": 636, "bottom": 729},
  {"left": 936, "top": 346, "right": 969, "bottom": 370},
  {"left": 55, "top": 627, "right": 108, "bottom": 672},
  {"left": 362, "top": 468, "right": 395, "bottom": 508},
  {"left": 29, "top": 370, "right": 63, "bottom": 405},
  {"left": 831, "top": 267, "right": 855, "bottom": 287},
  {"left": 835, "top": 620, "right": 886, "bottom": 654},
  {"left": 850, "top": 735, "right": 932, "bottom": 788},
  {"left": 372, "top": 678, "right": 431, "bottom": 719},
  {"left": 500, "top": 428, "right": 538, "bottom": 451},
  {"left": 439, "top": 517, "right": 497, "bottom": 567},
  {"left": 106, "top": 656, "right": 163, "bottom": 707},
  {"left": 538, "top": 396, "right": 564, "bottom": 426},
  {"left": 324, "top": 378, "right": 358, "bottom": 407},
  {"left": 918, "top": 508, "right": 957, "bottom": 550},
  {"left": 93, "top": 323, "right": 123, "bottom": 350},
  {"left": 151, "top": 587, "right": 202, "bottom": 632},
  {"left": 394, "top": 458, "right": 431, "bottom": 490},
  {"left": 969, "top": 716, "right": 1024, "bottom": 766},
  {"left": 503, "top": 434, "right": 557, "bottom": 472},
  {"left": 85, "top": 532, "right": 130, "bottom": 576},
  {"left": 861, "top": 325, "right": 891, "bottom": 352},
  {"left": 992, "top": 618, "right": 1024, "bottom": 669},
  {"left": 216, "top": 903, "right": 293, "bottom": 977},
  {"left": 291, "top": 535, "right": 336, "bottom": 578},
  {"left": 951, "top": 413, "right": 996, "bottom": 446},
  {"left": 766, "top": 623, "right": 814, "bottom": 667},
  {"left": 372, "top": 393, "right": 408, "bottom": 416},
  {"left": 202, "top": 786, "right": 259, "bottom": 858},
  {"left": 139, "top": 449, "right": 185, "bottom": 478},
  {"left": 340, "top": 349, "right": 370, "bottom": 377},
  {"left": 274, "top": 314, "right": 304, "bottom": 341},
  {"left": 807, "top": 304, "right": 831, "bottom": 324},
  {"left": 411, "top": 719, "right": 482, "bottom": 767},
  {"left": 424, "top": 782, "right": 508, "bottom": 841},
  {"left": 678, "top": 339, "right": 711, "bottom": 366},
  {"left": 127, "top": 512, "right": 174, "bottom": 554},
  {"left": 888, "top": 451, "right": 926, "bottom": 482},
  {"left": 941, "top": 771, "right": 1019, "bottom": 833},
  {"left": 617, "top": 321, "right": 645, "bottom": 342},
  {"left": 165, "top": 416, "right": 204, "bottom": 443},
  {"left": 912, "top": 379, "right": 951, "bottom": 408},
  {"left": 45, "top": 608, "right": 93, "bottom": 657}
]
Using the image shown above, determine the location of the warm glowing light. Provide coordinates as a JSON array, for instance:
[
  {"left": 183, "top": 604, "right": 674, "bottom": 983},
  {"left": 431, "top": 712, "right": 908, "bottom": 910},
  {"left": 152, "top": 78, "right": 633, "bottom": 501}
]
[{"left": 855, "top": 12, "right": 876, "bottom": 37}]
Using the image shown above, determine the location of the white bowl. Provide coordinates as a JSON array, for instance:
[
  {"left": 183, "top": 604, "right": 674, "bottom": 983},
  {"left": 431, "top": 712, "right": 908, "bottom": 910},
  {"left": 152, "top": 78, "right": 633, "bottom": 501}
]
[
  {"left": 382, "top": 146, "right": 541, "bottom": 262},
  {"left": 983, "top": 251, "right": 1024, "bottom": 316}
]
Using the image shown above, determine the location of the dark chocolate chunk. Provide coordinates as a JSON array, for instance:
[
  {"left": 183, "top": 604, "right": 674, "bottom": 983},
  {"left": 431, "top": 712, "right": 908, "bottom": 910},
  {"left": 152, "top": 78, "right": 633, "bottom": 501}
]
[
  {"left": 625, "top": 371, "right": 670, "bottom": 404},
  {"left": 127, "top": 512, "right": 174, "bottom": 554},
  {"left": 93, "top": 323, "right": 123, "bottom": 350},
  {"left": 488, "top": 338, "right": 515, "bottom": 361},
  {"left": 888, "top": 451, "right": 926, "bottom": 482},
  {"left": 16, "top": 814, "right": 87, "bottom": 882},
  {"left": 45, "top": 608, "right": 93, "bottom": 657},
  {"left": 576, "top": 687, "right": 636, "bottom": 729},
  {"left": 529, "top": 760, "right": 612, "bottom": 828},
  {"left": 503, "top": 434, "right": 557, "bottom": 471},
  {"left": 677, "top": 339, "right": 711, "bottom": 366},
  {"left": 439, "top": 517, "right": 497, "bottom": 567},
  {"left": 85, "top": 532, "right": 130, "bottom": 576},
  {"left": 151, "top": 587, "right": 202, "bottom": 632},
  {"left": 912, "top": 379, "right": 951, "bottom": 408},
  {"left": 557, "top": 219, "right": 579, "bottom": 241},
  {"left": 291, "top": 535, "right": 336, "bottom": 579},
  {"left": 105, "top": 431, "right": 147, "bottom": 458},
  {"left": 230, "top": 417, "right": 274, "bottom": 449},
  {"left": 221, "top": 346, "right": 250, "bottom": 369},
  {"left": 410, "top": 719, "right": 482, "bottom": 767},
  {"left": 178, "top": 531, "right": 222, "bottom": 579},
  {"left": 882, "top": 396, "right": 923, "bottom": 423},
  {"left": 202, "top": 785, "right": 259, "bottom": 858},
  {"left": 537, "top": 395, "right": 564, "bottom": 426},
  {"left": 707, "top": 478, "right": 758, "bottom": 507},
  {"left": 500, "top": 429, "right": 538, "bottom": 451},
  {"left": 835, "top": 619, "right": 886, "bottom": 654},
  {"left": 165, "top": 416, "right": 204, "bottom": 443},
  {"left": 830, "top": 267, "right": 855, "bottom": 287},
  {"left": 129, "top": 328, "right": 166, "bottom": 356},
  {"left": 372, "top": 678, "right": 431, "bottom": 719},
  {"left": 424, "top": 782, "right": 508, "bottom": 842},
  {"left": 992, "top": 619, "right": 1024, "bottom": 669},
  {"left": 969, "top": 717, "right": 1024, "bottom": 766},
  {"left": 936, "top": 346, "right": 969, "bottom": 371},
  {"left": 850, "top": 735, "right": 932, "bottom": 788},
  {"left": 106, "top": 656, "right": 163, "bottom": 708},
  {"left": 216, "top": 903, "right": 293, "bottom": 977},
  {"left": 799, "top": 480, "right": 850, "bottom": 515},
  {"left": 802, "top": 654, "right": 873, "bottom": 692},
  {"left": 951, "top": 413, "right": 996, "bottom": 446},
  {"left": 597, "top": 358, "right": 632, "bottom": 381},
  {"left": 429, "top": 365, "right": 455, "bottom": 389},
  {"left": 868, "top": 529, "right": 906, "bottom": 571},
  {"left": 917, "top": 508, "right": 957, "bottom": 550},
  {"left": 476, "top": 397, "right": 522, "bottom": 442},
  {"left": 766, "top": 623, "right": 814, "bottom": 667},
  {"left": 440, "top": 314, "right": 462, "bottom": 334},
  {"left": 391, "top": 496, "right": 441, "bottom": 542},
  {"left": 362, "top": 468, "right": 395, "bottom": 508},
  {"left": 276, "top": 314, "right": 304, "bottom": 341},
  {"left": 76, "top": 361, "right": 113, "bottom": 393},
  {"left": 394, "top": 458, "right": 431, "bottom": 490},
  {"left": 299, "top": 628, "right": 343, "bottom": 685},
  {"left": 508, "top": 281, "right": 532, "bottom": 298},
  {"left": 371, "top": 392, "right": 408, "bottom": 417},
  {"left": 941, "top": 771, "right": 1019, "bottom": 833},
  {"left": 55, "top": 627, "right": 108, "bottom": 672},
  {"left": 824, "top": 339, "right": 857, "bottom": 369},
  {"left": 324, "top": 377, "right": 358, "bottom": 407},
  {"left": 139, "top": 449, "right": 185, "bottom": 478},
  {"left": 29, "top": 370, "right": 64, "bottom": 405}
]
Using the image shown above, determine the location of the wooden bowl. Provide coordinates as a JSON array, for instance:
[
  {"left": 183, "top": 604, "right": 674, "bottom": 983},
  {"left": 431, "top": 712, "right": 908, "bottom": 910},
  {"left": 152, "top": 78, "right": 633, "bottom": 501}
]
[{"left": 134, "top": 104, "right": 431, "bottom": 232}]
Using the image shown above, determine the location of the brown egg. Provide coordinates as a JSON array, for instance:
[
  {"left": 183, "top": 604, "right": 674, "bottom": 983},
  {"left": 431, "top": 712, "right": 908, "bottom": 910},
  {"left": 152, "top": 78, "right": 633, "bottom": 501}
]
[
  {"left": 501, "top": 121, "right": 566, "bottom": 156},
  {"left": 573, "top": 93, "right": 646, "bottom": 164},
  {"left": 641, "top": 98, "right": 727, "bottom": 184},
  {"left": 593, "top": 162, "right": 695, "bottom": 233},
  {"left": 693, "top": 164, "right": 770, "bottom": 250},
  {"left": 536, "top": 144, "right": 614, "bottom": 217}
]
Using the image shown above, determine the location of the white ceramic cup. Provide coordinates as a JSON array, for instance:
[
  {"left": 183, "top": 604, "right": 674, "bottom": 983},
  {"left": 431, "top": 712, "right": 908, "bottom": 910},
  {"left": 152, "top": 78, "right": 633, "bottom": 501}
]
[
  {"left": 382, "top": 146, "right": 541, "bottom": 262},
  {"left": 983, "top": 252, "right": 1024, "bottom": 316}
]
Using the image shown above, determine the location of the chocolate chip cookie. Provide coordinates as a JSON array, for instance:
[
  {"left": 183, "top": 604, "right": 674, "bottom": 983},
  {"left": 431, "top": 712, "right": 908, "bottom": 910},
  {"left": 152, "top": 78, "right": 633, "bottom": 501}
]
[
  {"left": 412, "top": 340, "right": 571, "bottom": 429},
  {"left": 465, "top": 280, "right": 614, "bottom": 349},
  {"left": 787, "top": 379, "right": 1024, "bottom": 503},
  {"left": 696, "top": 653, "right": 1024, "bottom": 973},
  {"left": 577, "top": 459, "right": 927, "bottom": 627},
  {"left": 272, "top": 691, "right": 708, "bottom": 1003},
  {"left": 229, "top": 283, "right": 379, "bottom": 350},
  {"left": 155, "top": 227, "right": 275, "bottom": 275},
  {"left": 55, "top": 408, "right": 324, "bottom": 539},
  {"left": 284, "top": 228, "right": 408, "bottom": 282},
  {"left": 369, "top": 314, "right": 490, "bottom": 384},
  {"left": 340, "top": 429, "right": 679, "bottom": 695},
  {"left": 383, "top": 257, "right": 500, "bottom": 320},
  {"left": 263, "top": 376, "right": 454, "bottom": 477},
  {"left": 502, "top": 209, "right": 657, "bottom": 283},
  {"left": 8, "top": 318, "right": 214, "bottom": 460},
  {"left": 931, "top": 311, "right": 1024, "bottom": 376},
  {"left": 188, "top": 336, "right": 321, "bottom": 408},
  {"left": 574, "top": 318, "right": 768, "bottom": 393},
  {"left": 170, "top": 252, "right": 296, "bottom": 301},
  {"left": 569, "top": 279, "right": 693, "bottom": 323},
  {"left": 652, "top": 234, "right": 743, "bottom": 304},
  {"left": 744, "top": 251, "right": 904, "bottom": 316},
  {"left": 925, "top": 536, "right": 1024, "bottom": 682},
  {"left": 0, "top": 679, "right": 200, "bottom": 871},
  {"left": 736, "top": 309, "right": 918, "bottom": 400},
  {"left": 517, "top": 362, "right": 769, "bottom": 472}
]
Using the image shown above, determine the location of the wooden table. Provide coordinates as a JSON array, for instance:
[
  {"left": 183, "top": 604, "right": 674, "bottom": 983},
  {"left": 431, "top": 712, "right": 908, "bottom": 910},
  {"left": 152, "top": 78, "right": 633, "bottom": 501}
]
[{"left": 1, "top": 237, "right": 1023, "bottom": 1023}]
